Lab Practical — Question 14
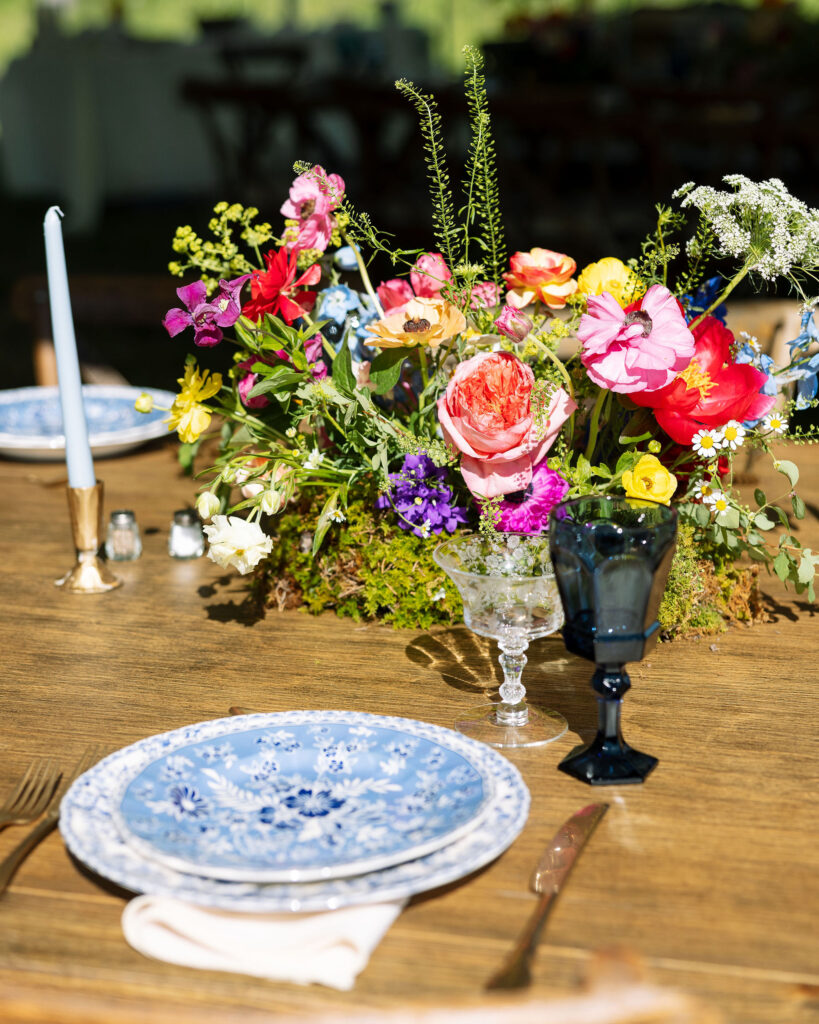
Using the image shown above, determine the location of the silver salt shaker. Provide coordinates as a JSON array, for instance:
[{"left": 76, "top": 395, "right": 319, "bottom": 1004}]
[
  {"left": 168, "top": 508, "right": 205, "bottom": 559},
  {"left": 105, "top": 509, "right": 142, "bottom": 561}
]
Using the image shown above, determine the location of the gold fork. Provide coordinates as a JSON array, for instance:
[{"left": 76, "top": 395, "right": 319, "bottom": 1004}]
[
  {"left": 0, "top": 746, "right": 101, "bottom": 896},
  {"left": 0, "top": 758, "right": 61, "bottom": 832}
]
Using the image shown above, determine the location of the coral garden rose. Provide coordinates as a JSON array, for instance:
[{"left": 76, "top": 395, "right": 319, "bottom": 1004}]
[
  {"left": 365, "top": 297, "right": 466, "bottom": 349},
  {"left": 630, "top": 316, "right": 776, "bottom": 444},
  {"left": 622, "top": 454, "right": 677, "bottom": 505},
  {"left": 503, "top": 248, "right": 578, "bottom": 310},
  {"left": 578, "top": 284, "right": 695, "bottom": 394},
  {"left": 437, "top": 350, "right": 576, "bottom": 499},
  {"left": 577, "top": 257, "right": 645, "bottom": 307},
  {"left": 410, "top": 253, "right": 452, "bottom": 298}
]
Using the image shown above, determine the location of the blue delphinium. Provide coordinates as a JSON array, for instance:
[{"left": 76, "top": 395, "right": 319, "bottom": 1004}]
[
  {"left": 375, "top": 453, "right": 470, "bottom": 539},
  {"left": 682, "top": 276, "right": 728, "bottom": 325},
  {"left": 783, "top": 305, "right": 819, "bottom": 410}
]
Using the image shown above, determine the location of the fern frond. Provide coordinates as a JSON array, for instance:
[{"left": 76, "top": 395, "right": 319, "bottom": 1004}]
[
  {"left": 395, "top": 78, "right": 460, "bottom": 270},
  {"left": 462, "top": 46, "right": 507, "bottom": 287}
]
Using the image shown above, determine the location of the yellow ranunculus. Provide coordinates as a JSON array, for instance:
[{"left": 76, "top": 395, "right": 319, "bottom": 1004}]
[
  {"left": 622, "top": 454, "right": 677, "bottom": 505},
  {"left": 166, "top": 363, "right": 223, "bottom": 444},
  {"left": 577, "top": 257, "right": 645, "bottom": 307}
]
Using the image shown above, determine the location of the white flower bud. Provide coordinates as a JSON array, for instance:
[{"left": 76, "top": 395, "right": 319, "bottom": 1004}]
[{"left": 196, "top": 492, "right": 221, "bottom": 520}]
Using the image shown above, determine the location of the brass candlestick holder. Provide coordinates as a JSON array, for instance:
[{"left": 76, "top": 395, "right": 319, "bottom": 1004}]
[{"left": 55, "top": 482, "right": 122, "bottom": 593}]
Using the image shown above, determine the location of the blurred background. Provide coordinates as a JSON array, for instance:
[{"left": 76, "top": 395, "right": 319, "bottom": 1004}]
[{"left": 1, "top": 0, "right": 818, "bottom": 392}]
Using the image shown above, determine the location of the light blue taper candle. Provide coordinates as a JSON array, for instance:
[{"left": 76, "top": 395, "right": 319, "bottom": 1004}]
[{"left": 44, "top": 206, "right": 95, "bottom": 488}]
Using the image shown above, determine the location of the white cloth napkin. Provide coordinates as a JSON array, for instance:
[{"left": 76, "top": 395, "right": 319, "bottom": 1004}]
[{"left": 122, "top": 896, "right": 404, "bottom": 990}]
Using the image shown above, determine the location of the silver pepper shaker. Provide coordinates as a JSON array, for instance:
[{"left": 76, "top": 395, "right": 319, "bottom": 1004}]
[
  {"left": 104, "top": 509, "right": 142, "bottom": 561},
  {"left": 168, "top": 508, "right": 205, "bottom": 559}
]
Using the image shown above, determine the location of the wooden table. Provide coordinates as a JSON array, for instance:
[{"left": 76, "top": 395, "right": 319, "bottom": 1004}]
[{"left": 0, "top": 440, "right": 817, "bottom": 1024}]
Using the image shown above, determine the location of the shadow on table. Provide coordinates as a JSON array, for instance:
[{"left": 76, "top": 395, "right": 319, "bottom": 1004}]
[
  {"left": 405, "top": 627, "right": 597, "bottom": 741},
  {"left": 199, "top": 574, "right": 267, "bottom": 627}
]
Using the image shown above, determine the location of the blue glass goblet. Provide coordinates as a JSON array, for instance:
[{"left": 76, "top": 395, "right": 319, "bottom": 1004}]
[{"left": 548, "top": 496, "right": 677, "bottom": 785}]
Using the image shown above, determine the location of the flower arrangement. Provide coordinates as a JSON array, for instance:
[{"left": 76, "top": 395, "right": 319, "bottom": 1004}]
[{"left": 145, "top": 47, "right": 819, "bottom": 633}]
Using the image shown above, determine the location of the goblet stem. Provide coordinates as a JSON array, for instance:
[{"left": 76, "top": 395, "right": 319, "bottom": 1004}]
[{"left": 497, "top": 639, "right": 529, "bottom": 727}]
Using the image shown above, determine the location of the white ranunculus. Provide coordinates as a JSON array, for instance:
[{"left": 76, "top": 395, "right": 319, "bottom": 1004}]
[
  {"left": 203, "top": 515, "right": 273, "bottom": 574},
  {"left": 196, "top": 491, "right": 221, "bottom": 520}
]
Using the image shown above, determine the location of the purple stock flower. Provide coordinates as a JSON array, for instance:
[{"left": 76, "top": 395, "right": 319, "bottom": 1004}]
[
  {"left": 163, "top": 275, "right": 250, "bottom": 347},
  {"left": 376, "top": 453, "right": 469, "bottom": 539},
  {"left": 490, "top": 461, "right": 569, "bottom": 534}
]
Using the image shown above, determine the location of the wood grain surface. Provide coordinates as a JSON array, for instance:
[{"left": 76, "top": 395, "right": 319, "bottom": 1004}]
[{"left": 0, "top": 438, "right": 817, "bottom": 1024}]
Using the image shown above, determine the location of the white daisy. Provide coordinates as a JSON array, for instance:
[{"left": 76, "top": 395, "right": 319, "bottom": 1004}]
[
  {"left": 703, "top": 491, "right": 730, "bottom": 514},
  {"left": 419, "top": 519, "right": 432, "bottom": 540},
  {"left": 762, "top": 413, "right": 788, "bottom": 435},
  {"left": 329, "top": 508, "right": 346, "bottom": 523},
  {"left": 303, "top": 448, "right": 325, "bottom": 470},
  {"left": 691, "top": 428, "right": 724, "bottom": 457},
  {"left": 720, "top": 420, "right": 746, "bottom": 450},
  {"left": 694, "top": 480, "right": 716, "bottom": 502}
]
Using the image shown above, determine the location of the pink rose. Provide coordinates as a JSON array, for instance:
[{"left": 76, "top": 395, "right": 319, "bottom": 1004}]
[
  {"left": 577, "top": 284, "right": 695, "bottom": 394},
  {"left": 437, "top": 350, "right": 576, "bottom": 499},
  {"left": 494, "top": 304, "right": 533, "bottom": 344},
  {"left": 376, "top": 278, "right": 414, "bottom": 314},
  {"left": 470, "top": 281, "right": 501, "bottom": 310},
  {"left": 410, "top": 252, "right": 452, "bottom": 298}
]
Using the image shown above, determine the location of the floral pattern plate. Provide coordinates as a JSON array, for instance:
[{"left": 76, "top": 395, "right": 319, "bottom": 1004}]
[
  {"left": 0, "top": 386, "right": 175, "bottom": 460},
  {"left": 60, "top": 712, "right": 529, "bottom": 913},
  {"left": 111, "top": 712, "right": 495, "bottom": 882}
]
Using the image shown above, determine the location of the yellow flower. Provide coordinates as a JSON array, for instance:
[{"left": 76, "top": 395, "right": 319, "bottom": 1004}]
[
  {"left": 622, "top": 454, "right": 677, "bottom": 505},
  {"left": 134, "top": 392, "right": 154, "bottom": 413},
  {"left": 577, "top": 257, "right": 645, "bottom": 307},
  {"left": 166, "top": 364, "right": 222, "bottom": 444},
  {"left": 365, "top": 297, "right": 467, "bottom": 350}
]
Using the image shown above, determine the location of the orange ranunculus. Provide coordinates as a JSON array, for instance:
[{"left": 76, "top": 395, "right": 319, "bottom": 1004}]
[
  {"left": 503, "top": 248, "right": 578, "bottom": 310},
  {"left": 364, "top": 296, "right": 466, "bottom": 350}
]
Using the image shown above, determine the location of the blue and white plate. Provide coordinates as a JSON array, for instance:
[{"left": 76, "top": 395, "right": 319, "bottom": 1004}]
[
  {"left": 60, "top": 712, "right": 530, "bottom": 913},
  {"left": 112, "top": 713, "right": 495, "bottom": 882},
  {"left": 0, "top": 385, "right": 175, "bottom": 460}
]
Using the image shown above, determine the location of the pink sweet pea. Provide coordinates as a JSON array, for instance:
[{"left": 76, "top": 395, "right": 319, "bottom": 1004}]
[
  {"left": 163, "top": 275, "right": 250, "bottom": 347},
  {"left": 410, "top": 253, "right": 452, "bottom": 298},
  {"left": 281, "top": 166, "right": 345, "bottom": 253},
  {"left": 376, "top": 278, "right": 414, "bottom": 314},
  {"left": 437, "top": 350, "right": 576, "bottom": 499},
  {"left": 494, "top": 304, "right": 533, "bottom": 344},
  {"left": 577, "top": 284, "right": 695, "bottom": 394}
]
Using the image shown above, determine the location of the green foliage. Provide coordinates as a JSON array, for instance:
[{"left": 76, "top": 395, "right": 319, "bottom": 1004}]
[{"left": 261, "top": 492, "right": 462, "bottom": 630}]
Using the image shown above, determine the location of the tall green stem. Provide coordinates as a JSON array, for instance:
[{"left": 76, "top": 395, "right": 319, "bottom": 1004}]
[
  {"left": 585, "top": 389, "right": 608, "bottom": 462},
  {"left": 343, "top": 231, "right": 385, "bottom": 318},
  {"left": 689, "top": 265, "right": 750, "bottom": 330}
]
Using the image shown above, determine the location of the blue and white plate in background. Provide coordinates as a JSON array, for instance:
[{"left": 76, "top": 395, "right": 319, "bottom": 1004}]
[
  {"left": 0, "top": 385, "right": 175, "bottom": 460},
  {"left": 60, "top": 712, "right": 530, "bottom": 912},
  {"left": 113, "top": 713, "right": 495, "bottom": 883}
]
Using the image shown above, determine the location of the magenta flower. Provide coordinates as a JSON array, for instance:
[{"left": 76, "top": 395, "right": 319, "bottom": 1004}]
[
  {"left": 494, "top": 304, "right": 533, "bottom": 344},
  {"left": 577, "top": 284, "right": 695, "bottom": 394},
  {"left": 237, "top": 356, "right": 272, "bottom": 409},
  {"left": 470, "top": 281, "right": 501, "bottom": 310},
  {"left": 491, "top": 461, "right": 570, "bottom": 534},
  {"left": 410, "top": 252, "right": 452, "bottom": 298},
  {"left": 376, "top": 278, "right": 414, "bottom": 314},
  {"left": 281, "top": 166, "right": 345, "bottom": 253},
  {"left": 305, "top": 334, "right": 328, "bottom": 380},
  {"left": 163, "top": 276, "right": 250, "bottom": 347}
]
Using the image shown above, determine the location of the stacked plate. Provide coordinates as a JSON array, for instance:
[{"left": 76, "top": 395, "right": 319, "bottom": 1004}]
[{"left": 60, "top": 711, "right": 530, "bottom": 912}]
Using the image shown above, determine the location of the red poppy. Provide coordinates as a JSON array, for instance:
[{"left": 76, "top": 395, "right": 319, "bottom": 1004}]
[
  {"left": 630, "top": 317, "right": 775, "bottom": 444},
  {"left": 242, "top": 247, "right": 321, "bottom": 324}
]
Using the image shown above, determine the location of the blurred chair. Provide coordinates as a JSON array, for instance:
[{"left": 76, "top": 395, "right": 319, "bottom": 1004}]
[{"left": 11, "top": 274, "right": 174, "bottom": 387}]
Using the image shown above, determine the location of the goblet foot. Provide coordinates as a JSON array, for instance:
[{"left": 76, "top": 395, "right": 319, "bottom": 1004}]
[
  {"left": 558, "top": 735, "right": 657, "bottom": 785},
  {"left": 454, "top": 704, "right": 567, "bottom": 749}
]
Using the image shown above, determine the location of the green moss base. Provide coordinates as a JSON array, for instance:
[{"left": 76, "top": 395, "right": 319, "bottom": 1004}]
[{"left": 256, "top": 495, "right": 763, "bottom": 637}]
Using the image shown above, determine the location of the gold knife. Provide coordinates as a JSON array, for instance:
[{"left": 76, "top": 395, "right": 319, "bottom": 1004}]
[{"left": 485, "top": 802, "right": 609, "bottom": 990}]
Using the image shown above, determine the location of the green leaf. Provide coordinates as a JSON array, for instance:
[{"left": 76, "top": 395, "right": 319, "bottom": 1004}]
[
  {"left": 614, "top": 450, "right": 640, "bottom": 476},
  {"left": 754, "top": 488, "right": 766, "bottom": 508},
  {"left": 332, "top": 337, "right": 356, "bottom": 394},
  {"left": 792, "top": 494, "right": 807, "bottom": 520},
  {"left": 248, "top": 369, "right": 304, "bottom": 398},
  {"left": 773, "top": 505, "right": 790, "bottom": 528},
  {"left": 754, "top": 512, "right": 776, "bottom": 531},
  {"left": 773, "top": 551, "right": 790, "bottom": 581},
  {"left": 747, "top": 547, "right": 768, "bottom": 561},
  {"left": 369, "top": 348, "right": 409, "bottom": 395},
  {"left": 312, "top": 489, "right": 341, "bottom": 556},
  {"left": 775, "top": 459, "right": 799, "bottom": 487},
  {"left": 797, "top": 554, "right": 815, "bottom": 585},
  {"left": 746, "top": 531, "right": 763, "bottom": 546},
  {"left": 716, "top": 507, "right": 740, "bottom": 530},
  {"left": 575, "top": 453, "right": 592, "bottom": 484},
  {"left": 618, "top": 431, "right": 653, "bottom": 445},
  {"left": 693, "top": 503, "right": 711, "bottom": 527}
]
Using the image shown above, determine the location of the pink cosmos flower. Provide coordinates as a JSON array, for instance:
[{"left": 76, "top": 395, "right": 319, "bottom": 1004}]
[
  {"left": 437, "top": 350, "right": 576, "bottom": 499},
  {"left": 410, "top": 253, "right": 452, "bottom": 298},
  {"left": 376, "top": 278, "right": 414, "bottom": 314},
  {"left": 470, "top": 281, "right": 501, "bottom": 310},
  {"left": 577, "top": 284, "right": 696, "bottom": 394},
  {"left": 281, "top": 166, "right": 345, "bottom": 253},
  {"left": 491, "top": 462, "right": 570, "bottom": 534},
  {"left": 494, "top": 304, "right": 533, "bottom": 344}
]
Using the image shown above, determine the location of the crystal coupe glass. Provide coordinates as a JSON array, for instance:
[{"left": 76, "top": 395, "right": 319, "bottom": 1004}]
[
  {"left": 433, "top": 533, "right": 568, "bottom": 749},
  {"left": 548, "top": 496, "right": 678, "bottom": 785}
]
